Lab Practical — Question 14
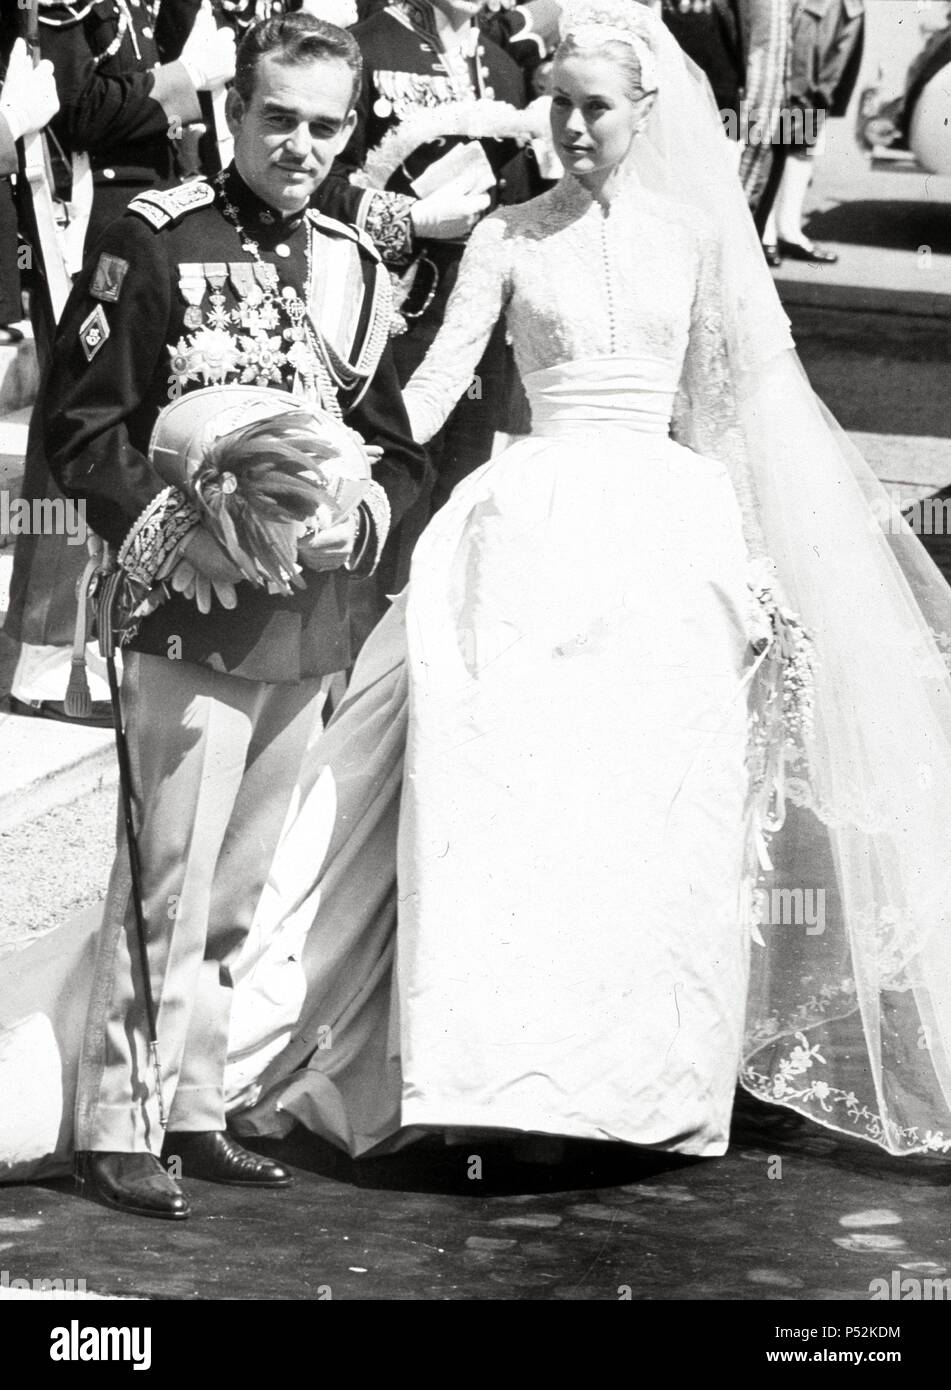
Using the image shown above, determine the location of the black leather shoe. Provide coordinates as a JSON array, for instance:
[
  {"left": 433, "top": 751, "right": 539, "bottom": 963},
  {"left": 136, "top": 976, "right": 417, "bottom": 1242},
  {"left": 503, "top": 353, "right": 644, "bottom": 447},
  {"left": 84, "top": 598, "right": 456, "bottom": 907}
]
[
  {"left": 763, "top": 243, "right": 782, "bottom": 268},
  {"left": 163, "top": 1131, "right": 292, "bottom": 1187},
  {"left": 5, "top": 695, "right": 114, "bottom": 729},
  {"left": 777, "top": 238, "right": 838, "bottom": 264},
  {"left": 76, "top": 1151, "right": 190, "bottom": 1220}
]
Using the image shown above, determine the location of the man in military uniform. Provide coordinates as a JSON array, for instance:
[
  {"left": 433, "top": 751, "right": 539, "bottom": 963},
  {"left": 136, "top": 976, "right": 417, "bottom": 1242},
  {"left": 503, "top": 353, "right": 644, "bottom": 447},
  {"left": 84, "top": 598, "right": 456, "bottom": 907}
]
[
  {"left": 0, "top": 32, "right": 61, "bottom": 340},
  {"left": 354, "top": 0, "right": 561, "bottom": 69},
  {"left": 660, "top": 0, "right": 746, "bottom": 144},
  {"left": 45, "top": 12, "right": 428, "bottom": 1219},
  {"left": 4, "top": 0, "right": 235, "bottom": 724},
  {"left": 36, "top": 0, "right": 236, "bottom": 247},
  {"left": 321, "top": 0, "right": 544, "bottom": 642}
]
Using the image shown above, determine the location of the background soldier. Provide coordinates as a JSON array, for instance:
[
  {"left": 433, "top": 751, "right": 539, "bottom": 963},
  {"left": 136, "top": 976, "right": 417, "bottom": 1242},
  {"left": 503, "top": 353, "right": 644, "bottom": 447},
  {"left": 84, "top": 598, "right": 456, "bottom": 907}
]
[
  {"left": 324, "top": 0, "right": 546, "bottom": 643},
  {"left": 764, "top": 0, "right": 865, "bottom": 263},
  {"left": 4, "top": 0, "right": 235, "bottom": 724},
  {"left": 0, "top": 32, "right": 60, "bottom": 342}
]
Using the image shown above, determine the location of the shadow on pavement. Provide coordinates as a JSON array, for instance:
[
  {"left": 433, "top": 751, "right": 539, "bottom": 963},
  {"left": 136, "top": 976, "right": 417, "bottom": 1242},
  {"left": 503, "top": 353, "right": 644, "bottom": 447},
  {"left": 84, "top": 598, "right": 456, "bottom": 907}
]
[{"left": 805, "top": 201, "right": 951, "bottom": 254}]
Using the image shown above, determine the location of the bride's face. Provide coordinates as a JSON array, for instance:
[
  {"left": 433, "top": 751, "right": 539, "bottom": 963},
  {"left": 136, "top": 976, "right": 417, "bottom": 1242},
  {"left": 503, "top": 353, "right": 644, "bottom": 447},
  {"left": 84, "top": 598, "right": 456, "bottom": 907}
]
[{"left": 550, "top": 54, "right": 651, "bottom": 182}]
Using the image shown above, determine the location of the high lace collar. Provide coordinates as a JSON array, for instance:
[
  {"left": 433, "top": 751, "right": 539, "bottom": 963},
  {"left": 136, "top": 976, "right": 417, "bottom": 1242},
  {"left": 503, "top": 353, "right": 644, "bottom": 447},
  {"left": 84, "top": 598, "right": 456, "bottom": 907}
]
[{"left": 556, "top": 162, "right": 642, "bottom": 218}]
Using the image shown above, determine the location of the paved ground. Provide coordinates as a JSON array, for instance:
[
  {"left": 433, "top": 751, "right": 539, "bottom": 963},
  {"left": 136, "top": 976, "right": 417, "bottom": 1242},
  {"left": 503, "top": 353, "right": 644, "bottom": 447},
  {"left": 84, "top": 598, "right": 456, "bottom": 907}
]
[{"left": 2, "top": 1093, "right": 949, "bottom": 1305}]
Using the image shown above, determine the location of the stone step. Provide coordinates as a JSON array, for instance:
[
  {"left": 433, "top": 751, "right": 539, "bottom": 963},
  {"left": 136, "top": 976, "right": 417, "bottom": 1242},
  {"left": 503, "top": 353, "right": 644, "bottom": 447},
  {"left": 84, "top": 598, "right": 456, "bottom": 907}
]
[
  {"left": 0, "top": 322, "right": 39, "bottom": 416},
  {"left": 0, "top": 405, "right": 29, "bottom": 481},
  {"left": 0, "top": 406, "right": 30, "bottom": 551},
  {"left": 0, "top": 698, "right": 115, "bottom": 835},
  {"left": 0, "top": 546, "right": 116, "bottom": 826}
]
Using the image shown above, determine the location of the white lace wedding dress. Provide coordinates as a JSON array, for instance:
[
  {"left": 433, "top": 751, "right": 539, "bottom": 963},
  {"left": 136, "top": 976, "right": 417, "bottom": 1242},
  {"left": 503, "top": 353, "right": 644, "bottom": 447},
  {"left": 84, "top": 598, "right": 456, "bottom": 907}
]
[
  {"left": 0, "top": 174, "right": 771, "bottom": 1175},
  {"left": 235, "top": 173, "right": 770, "bottom": 1157}
]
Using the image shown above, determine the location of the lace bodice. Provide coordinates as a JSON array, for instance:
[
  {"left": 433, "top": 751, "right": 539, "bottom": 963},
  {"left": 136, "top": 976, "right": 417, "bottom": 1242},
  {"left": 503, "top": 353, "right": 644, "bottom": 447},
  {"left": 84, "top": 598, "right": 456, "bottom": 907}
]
[{"left": 405, "top": 173, "right": 765, "bottom": 557}]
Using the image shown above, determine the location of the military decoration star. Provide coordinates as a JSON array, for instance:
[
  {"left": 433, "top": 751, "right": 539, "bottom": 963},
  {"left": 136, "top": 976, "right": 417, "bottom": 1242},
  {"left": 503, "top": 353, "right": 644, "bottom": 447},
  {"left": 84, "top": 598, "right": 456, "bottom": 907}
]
[
  {"left": 168, "top": 339, "right": 203, "bottom": 394},
  {"left": 286, "top": 338, "right": 319, "bottom": 380},
  {"left": 234, "top": 298, "right": 281, "bottom": 335},
  {"left": 238, "top": 333, "right": 286, "bottom": 386},
  {"left": 206, "top": 294, "right": 234, "bottom": 332},
  {"left": 176, "top": 327, "right": 243, "bottom": 385}
]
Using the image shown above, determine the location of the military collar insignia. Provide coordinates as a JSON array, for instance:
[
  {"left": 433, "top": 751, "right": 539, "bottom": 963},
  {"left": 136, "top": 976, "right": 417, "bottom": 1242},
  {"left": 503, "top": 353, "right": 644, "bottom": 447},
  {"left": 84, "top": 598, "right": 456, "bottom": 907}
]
[{"left": 215, "top": 169, "right": 305, "bottom": 242}]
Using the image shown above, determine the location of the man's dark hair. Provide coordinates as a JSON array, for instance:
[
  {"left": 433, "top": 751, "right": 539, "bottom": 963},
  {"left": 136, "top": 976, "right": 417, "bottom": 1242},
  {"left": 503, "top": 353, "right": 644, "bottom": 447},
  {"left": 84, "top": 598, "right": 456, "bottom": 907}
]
[{"left": 233, "top": 13, "right": 363, "bottom": 109}]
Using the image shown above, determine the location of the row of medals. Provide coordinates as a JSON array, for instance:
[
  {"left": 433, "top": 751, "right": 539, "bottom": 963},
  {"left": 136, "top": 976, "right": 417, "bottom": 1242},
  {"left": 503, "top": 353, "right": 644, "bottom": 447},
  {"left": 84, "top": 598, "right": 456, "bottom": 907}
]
[{"left": 175, "top": 261, "right": 319, "bottom": 385}]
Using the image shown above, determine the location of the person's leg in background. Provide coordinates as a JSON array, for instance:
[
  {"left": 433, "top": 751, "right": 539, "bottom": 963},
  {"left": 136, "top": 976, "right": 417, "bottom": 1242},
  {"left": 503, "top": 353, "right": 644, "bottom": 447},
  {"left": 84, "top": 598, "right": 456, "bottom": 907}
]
[{"left": 773, "top": 124, "right": 837, "bottom": 262}]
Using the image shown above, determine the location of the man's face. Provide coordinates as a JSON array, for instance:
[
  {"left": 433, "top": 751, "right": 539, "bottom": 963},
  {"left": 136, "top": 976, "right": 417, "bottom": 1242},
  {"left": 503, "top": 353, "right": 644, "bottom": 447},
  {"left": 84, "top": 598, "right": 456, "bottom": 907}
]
[{"left": 226, "top": 53, "right": 357, "bottom": 215}]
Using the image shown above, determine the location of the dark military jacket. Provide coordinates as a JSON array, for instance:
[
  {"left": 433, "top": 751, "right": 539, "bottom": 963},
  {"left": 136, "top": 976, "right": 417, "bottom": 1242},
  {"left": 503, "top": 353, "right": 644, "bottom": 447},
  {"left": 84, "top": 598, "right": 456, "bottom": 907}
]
[
  {"left": 355, "top": 0, "right": 550, "bottom": 72},
  {"left": 44, "top": 168, "right": 429, "bottom": 682},
  {"left": 348, "top": 1, "right": 531, "bottom": 198},
  {"left": 0, "top": 20, "right": 21, "bottom": 321},
  {"left": 661, "top": 0, "right": 746, "bottom": 122},
  {"left": 788, "top": 0, "right": 865, "bottom": 122}
]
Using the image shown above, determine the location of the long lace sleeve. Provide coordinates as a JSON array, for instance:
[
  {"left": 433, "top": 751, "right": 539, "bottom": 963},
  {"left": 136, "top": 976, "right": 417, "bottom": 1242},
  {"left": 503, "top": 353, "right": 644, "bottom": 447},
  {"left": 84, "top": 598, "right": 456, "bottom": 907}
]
[
  {"left": 671, "top": 230, "right": 768, "bottom": 562},
  {"left": 403, "top": 214, "right": 512, "bottom": 444}
]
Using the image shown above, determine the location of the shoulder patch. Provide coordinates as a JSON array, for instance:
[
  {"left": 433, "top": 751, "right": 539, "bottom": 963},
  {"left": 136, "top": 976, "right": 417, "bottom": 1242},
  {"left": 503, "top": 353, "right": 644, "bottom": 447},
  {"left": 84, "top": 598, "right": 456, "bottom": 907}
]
[
  {"left": 79, "top": 304, "right": 110, "bottom": 362},
  {"left": 90, "top": 252, "right": 129, "bottom": 303},
  {"left": 306, "top": 209, "right": 381, "bottom": 261},
  {"left": 128, "top": 181, "right": 215, "bottom": 231}
]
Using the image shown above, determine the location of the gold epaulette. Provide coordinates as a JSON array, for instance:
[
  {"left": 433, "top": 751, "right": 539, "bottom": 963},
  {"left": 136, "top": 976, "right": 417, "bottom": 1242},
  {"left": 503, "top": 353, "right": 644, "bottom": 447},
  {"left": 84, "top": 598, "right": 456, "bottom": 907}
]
[{"left": 127, "top": 181, "right": 215, "bottom": 231}]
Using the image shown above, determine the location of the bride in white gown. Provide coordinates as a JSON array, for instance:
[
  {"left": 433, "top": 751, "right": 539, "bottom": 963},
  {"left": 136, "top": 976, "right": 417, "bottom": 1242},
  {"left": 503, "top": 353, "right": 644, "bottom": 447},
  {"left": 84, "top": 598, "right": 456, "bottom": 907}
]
[{"left": 6, "top": 0, "right": 951, "bottom": 1180}]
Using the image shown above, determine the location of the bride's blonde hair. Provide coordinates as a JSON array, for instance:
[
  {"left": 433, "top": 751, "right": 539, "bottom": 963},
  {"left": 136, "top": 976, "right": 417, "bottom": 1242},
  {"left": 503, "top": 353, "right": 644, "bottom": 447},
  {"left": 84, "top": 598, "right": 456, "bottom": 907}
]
[{"left": 556, "top": 0, "right": 660, "bottom": 101}]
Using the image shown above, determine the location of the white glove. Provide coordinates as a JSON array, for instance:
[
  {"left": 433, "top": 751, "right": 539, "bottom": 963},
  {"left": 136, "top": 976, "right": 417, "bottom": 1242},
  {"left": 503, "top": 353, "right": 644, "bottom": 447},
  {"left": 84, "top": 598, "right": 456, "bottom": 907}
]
[
  {"left": 0, "top": 39, "right": 59, "bottom": 143},
  {"left": 170, "top": 528, "right": 242, "bottom": 613},
  {"left": 179, "top": 3, "right": 236, "bottom": 93},
  {"left": 296, "top": 513, "right": 360, "bottom": 573},
  {"left": 410, "top": 180, "right": 491, "bottom": 241}
]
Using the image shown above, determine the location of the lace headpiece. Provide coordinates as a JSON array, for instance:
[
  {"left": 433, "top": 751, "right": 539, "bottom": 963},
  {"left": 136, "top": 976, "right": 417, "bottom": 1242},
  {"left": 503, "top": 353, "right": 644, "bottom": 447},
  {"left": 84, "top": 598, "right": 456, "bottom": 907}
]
[{"left": 558, "top": 0, "right": 660, "bottom": 95}]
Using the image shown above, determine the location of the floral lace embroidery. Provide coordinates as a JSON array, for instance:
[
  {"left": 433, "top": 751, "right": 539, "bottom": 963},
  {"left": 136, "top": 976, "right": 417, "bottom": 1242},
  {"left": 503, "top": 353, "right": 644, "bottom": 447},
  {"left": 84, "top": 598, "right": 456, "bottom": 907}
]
[
  {"left": 670, "top": 232, "right": 767, "bottom": 562},
  {"left": 745, "top": 981, "right": 858, "bottom": 1051},
  {"left": 742, "top": 1029, "right": 951, "bottom": 1154},
  {"left": 405, "top": 175, "right": 735, "bottom": 448},
  {"left": 854, "top": 905, "right": 928, "bottom": 992}
]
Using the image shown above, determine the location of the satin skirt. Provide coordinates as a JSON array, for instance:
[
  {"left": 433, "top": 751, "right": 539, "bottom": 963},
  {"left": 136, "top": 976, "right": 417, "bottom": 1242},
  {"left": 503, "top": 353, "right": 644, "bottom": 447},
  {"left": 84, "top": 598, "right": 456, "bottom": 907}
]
[{"left": 239, "top": 360, "right": 758, "bottom": 1155}]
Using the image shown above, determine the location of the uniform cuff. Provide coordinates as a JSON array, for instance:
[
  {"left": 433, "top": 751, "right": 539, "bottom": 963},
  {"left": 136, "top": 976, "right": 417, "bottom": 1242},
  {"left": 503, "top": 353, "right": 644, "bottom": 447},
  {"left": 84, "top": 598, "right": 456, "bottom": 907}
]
[
  {"left": 118, "top": 485, "right": 201, "bottom": 588},
  {"left": 345, "top": 482, "right": 390, "bottom": 578},
  {"left": 355, "top": 188, "right": 416, "bottom": 266},
  {"left": 150, "top": 60, "right": 203, "bottom": 128}
]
